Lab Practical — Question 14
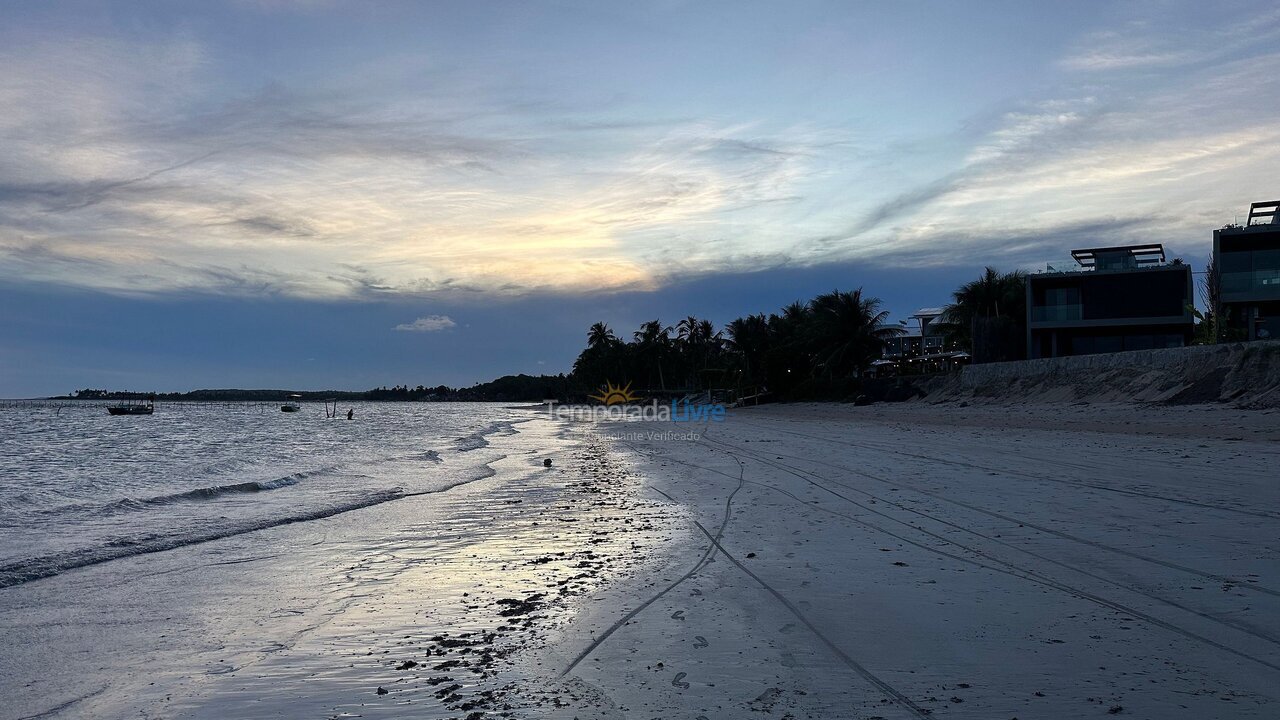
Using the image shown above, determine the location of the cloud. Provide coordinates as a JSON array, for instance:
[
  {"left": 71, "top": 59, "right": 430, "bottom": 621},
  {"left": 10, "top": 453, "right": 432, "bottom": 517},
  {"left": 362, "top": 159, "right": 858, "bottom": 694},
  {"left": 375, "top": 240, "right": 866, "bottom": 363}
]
[
  {"left": 1060, "top": 10, "right": 1280, "bottom": 72},
  {"left": 393, "top": 315, "right": 456, "bottom": 332},
  {"left": 1, "top": 6, "right": 1279, "bottom": 300},
  {"left": 821, "top": 36, "right": 1280, "bottom": 270},
  {"left": 0, "top": 29, "right": 832, "bottom": 299}
]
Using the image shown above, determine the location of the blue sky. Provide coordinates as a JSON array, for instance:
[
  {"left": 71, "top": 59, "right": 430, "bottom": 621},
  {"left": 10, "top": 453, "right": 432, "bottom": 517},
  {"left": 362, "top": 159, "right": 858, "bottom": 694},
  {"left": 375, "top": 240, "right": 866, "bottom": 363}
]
[{"left": 2, "top": 1, "right": 1278, "bottom": 396}]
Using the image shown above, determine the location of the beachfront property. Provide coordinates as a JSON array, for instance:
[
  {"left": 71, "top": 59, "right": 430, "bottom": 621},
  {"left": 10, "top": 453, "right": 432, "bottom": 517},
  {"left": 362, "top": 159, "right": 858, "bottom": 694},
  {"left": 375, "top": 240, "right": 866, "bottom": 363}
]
[
  {"left": 1214, "top": 201, "right": 1280, "bottom": 341},
  {"left": 878, "top": 307, "right": 968, "bottom": 374},
  {"left": 1026, "top": 244, "right": 1194, "bottom": 359}
]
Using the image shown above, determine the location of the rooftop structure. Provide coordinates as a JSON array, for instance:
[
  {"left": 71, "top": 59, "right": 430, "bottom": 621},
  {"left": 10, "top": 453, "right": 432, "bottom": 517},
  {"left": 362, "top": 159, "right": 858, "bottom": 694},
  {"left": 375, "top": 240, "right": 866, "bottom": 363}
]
[
  {"left": 1070, "top": 244, "right": 1165, "bottom": 270},
  {"left": 1246, "top": 200, "right": 1279, "bottom": 226}
]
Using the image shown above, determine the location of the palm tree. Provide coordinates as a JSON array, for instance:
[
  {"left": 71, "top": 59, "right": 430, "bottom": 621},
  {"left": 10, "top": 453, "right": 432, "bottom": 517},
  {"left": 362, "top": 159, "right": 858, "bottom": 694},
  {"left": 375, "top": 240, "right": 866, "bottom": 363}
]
[
  {"left": 633, "top": 319, "right": 673, "bottom": 390},
  {"left": 772, "top": 299, "right": 813, "bottom": 361},
  {"left": 696, "top": 319, "right": 722, "bottom": 370},
  {"left": 725, "top": 313, "right": 772, "bottom": 386},
  {"left": 573, "top": 322, "right": 625, "bottom": 390},
  {"left": 696, "top": 319, "right": 717, "bottom": 344},
  {"left": 675, "top": 316, "right": 700, "bottom": 344},
  {"left": 586, "top": 322, "right": 617, "bottom": 349},
  {"left": 807, "top": 289, "right": 902, "bottom": 377},
  {"left": 672, "top": 317, "right": 724, "bottom": 389},
  {"left": 937, "top": 267, "right": 1027, "bottom": 362}
]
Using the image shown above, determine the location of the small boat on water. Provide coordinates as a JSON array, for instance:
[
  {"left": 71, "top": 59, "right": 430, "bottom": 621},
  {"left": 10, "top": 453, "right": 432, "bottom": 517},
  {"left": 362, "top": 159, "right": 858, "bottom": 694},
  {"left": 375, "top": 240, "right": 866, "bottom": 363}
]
[
  {"left": 281, "top": 394, "right": 302, "bottom": 413},
  {"left": 108, "top": 394, "right": 155, "bottom": 416}
]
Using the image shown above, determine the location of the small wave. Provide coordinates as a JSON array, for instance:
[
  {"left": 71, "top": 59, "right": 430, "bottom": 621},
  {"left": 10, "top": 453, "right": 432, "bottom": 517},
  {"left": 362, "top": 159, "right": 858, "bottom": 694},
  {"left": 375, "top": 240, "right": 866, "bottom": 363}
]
[
  {"left": 30, "top": 468, "right": 333, "bottom": 521},
  {"left": 0, "top": 453, "right": 516, "bottom": 589},
  {"left": 453, "top": 434, "right": 490, "bottom": 452},
  {"left": 416, "top": 450, "right": 443, "bottom": 463},
  {"left": 138, "top": 473, "right": 308, "bottom": 505},
  {"left": 453, "top": 420, "right": 523, "bottom": 453},
  {"left": 0, "top": 487, "right": 405, "bottom": 589}
]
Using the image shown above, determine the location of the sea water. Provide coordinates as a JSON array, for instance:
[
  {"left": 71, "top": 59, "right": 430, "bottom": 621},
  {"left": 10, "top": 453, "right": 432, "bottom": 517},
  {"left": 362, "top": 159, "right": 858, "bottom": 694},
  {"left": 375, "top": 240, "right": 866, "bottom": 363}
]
[{"left": 0, "top": 401, "right": 527, "bottom": 587}]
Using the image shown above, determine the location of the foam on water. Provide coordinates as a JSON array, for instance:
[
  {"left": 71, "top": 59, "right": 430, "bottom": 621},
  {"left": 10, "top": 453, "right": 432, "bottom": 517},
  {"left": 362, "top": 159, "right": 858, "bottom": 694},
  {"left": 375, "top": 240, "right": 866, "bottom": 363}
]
[{"left": 0, "top": 401, "right": 531, "bottom": 587}]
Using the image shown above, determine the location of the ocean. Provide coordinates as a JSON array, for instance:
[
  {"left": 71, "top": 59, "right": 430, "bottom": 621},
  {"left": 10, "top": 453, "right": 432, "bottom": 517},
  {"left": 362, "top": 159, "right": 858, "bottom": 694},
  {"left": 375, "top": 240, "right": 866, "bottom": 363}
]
[
  {"left": 0, "top": 400, "right": 681, "bottom": 719},
  {"left": 0, "top": 401, "right": 528, "bottom": 588}
]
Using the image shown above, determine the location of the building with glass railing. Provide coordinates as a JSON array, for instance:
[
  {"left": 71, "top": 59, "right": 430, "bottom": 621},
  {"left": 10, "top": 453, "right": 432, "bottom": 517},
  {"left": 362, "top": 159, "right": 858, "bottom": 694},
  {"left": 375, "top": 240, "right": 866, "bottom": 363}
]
[
  {"left": 1026, "top": 244, "right": 1193, "bottom": 359},
  {"left": 1214, "top": 201, "right": 1280, "bottom": 341}
]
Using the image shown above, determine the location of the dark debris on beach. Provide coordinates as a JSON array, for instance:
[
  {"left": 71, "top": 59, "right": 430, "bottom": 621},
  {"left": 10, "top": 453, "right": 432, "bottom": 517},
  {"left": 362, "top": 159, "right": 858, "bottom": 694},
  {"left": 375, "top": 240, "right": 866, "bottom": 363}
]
[{"left": 359, "top": 432, "right": 676, "bottom": 718}]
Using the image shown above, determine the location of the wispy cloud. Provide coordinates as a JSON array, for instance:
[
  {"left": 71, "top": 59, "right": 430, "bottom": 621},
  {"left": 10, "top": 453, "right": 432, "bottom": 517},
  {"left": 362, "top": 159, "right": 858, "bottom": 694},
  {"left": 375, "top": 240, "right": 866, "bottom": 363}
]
[
  {"left": 1, "top": 4, "right": 1278, "bottom": 300},
  {"left": 1060, "top": 8, "right": 1280, "bottom": 72},
  {"left": 393, "top": 315, "right": 456, "bottom": 332},
  {"left": 826, "top": 19, "right": 1280, "bottom": 270},
  {"left": 0, "top": 30, "right": 831, "bottom": 299}
]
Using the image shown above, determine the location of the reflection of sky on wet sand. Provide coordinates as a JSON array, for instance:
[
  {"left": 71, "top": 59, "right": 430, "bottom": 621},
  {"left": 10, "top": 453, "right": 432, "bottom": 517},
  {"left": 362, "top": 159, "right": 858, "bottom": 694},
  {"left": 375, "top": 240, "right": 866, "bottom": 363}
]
[{"left": 2, "top": 419, "right": 678, "bottom": 718}]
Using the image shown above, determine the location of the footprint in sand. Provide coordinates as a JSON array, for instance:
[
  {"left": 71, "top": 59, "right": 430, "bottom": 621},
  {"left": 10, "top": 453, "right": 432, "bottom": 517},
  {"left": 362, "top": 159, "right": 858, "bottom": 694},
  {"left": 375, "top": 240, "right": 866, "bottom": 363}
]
[
  {"left": 779, "top": 622, "right": 797, "bottom": 634},
  {"left": 690, "top": 588, "right": 703, "bottom": 596},
  {"left": 671, "top": 610, "right": 685, "bottom": 620},
  {"left": 693, "top": 635, "right": 709, "bottom": 649},
  {"left": 750, "top": 687, "right": 783, "bottom": 712},
  {"left": 672, "top": 672, "right": 691, "bottom": 689}
]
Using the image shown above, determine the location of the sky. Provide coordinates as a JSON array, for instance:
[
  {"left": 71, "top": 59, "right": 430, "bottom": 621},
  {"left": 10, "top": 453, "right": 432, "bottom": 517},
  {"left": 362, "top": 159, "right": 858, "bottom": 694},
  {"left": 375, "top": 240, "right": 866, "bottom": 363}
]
[{"left": 2, "top": 0, "right": 1279, "bottom": 396}]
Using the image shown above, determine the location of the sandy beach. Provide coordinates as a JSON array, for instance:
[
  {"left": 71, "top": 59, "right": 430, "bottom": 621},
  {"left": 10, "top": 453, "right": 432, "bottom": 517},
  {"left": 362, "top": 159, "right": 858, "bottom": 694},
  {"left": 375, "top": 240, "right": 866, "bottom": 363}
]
[
  {"left": 544, "top": 401, "right": 1280, "bottom": 719},
  {"left": 5, "top": 400, "right": 1279, "bottom": 719}
]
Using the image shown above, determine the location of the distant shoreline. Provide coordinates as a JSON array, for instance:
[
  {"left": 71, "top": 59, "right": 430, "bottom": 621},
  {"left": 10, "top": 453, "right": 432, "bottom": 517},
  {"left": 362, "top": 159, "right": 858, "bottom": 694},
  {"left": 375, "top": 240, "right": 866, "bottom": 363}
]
[
  {"left": 35, "top": 395, "right": 502, "bottom": 403},
  {"left": 42, "top": 373, "right": 575, "bottom": 404}
]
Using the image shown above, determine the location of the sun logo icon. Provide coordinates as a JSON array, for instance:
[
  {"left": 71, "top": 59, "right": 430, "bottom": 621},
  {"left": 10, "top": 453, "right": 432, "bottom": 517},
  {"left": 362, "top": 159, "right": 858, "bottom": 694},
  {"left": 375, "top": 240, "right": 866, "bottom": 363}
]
[{"left": 589, "top": 380, "right": 640, "bottom": 406}]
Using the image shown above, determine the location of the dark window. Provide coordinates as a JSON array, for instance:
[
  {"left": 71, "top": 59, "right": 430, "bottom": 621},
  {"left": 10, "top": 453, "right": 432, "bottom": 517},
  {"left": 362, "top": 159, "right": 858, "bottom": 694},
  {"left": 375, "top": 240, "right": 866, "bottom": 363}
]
[
  {"left": 1045, "top": 286, "right": 1080, "bottom": 306},
  {"left": 1220, "top": 249, "right": 1252, "bottom": 273},
  {"left": 1081, "top": 270, "right": 1187, "bottom": 320}
]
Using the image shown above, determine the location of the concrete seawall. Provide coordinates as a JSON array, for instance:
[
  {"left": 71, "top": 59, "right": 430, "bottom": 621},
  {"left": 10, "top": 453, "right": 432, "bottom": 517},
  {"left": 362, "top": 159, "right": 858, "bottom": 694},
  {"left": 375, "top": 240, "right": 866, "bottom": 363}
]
[{"left": 920, "top": 341, "right": 1280, "bottom": 408}]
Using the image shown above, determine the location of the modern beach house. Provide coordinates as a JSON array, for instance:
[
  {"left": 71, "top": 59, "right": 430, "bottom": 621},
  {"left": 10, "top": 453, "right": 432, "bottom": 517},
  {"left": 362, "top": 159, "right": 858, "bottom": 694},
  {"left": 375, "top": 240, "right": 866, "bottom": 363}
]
[
  {"left": 1214, "top": 201, "right": 1280, "bottom": 341},
  {"left": 1026, "top": 244, "right": 1194, "bottom": 359}
]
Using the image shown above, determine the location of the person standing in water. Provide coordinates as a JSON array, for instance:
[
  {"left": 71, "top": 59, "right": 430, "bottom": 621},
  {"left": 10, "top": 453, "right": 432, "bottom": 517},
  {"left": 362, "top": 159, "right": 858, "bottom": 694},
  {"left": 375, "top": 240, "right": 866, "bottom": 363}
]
[{"left": 346, "top": 408, "right": 354, "bottom": 420}]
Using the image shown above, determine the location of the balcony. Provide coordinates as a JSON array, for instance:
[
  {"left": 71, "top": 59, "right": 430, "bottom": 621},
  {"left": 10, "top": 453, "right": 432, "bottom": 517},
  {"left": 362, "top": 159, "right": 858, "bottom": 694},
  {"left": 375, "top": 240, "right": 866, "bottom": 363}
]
[
  {"left": 1220, "top": 270, "right": 1280, "bottom": 298},
  {"left": 1030, "top": 304, "right": 1083, "bottom": 322}
]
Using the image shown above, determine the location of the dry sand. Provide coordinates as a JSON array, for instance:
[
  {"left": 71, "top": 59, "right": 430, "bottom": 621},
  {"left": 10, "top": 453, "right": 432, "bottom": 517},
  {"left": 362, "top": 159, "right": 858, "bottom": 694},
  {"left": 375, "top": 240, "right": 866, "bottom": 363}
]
[{"left": 545, "top": 401, "right": 1280, "bottom": 719}]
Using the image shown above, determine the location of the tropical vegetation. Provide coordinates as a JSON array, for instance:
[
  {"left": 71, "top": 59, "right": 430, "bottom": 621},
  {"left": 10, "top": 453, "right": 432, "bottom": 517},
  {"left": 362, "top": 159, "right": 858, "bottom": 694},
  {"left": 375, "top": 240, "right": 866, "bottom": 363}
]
[
  {"left": 936, "top": 267, "right": 1028, "bottom": 363},
  {"left": 569, "top": 288, "right": 902, "bottom": 399}
]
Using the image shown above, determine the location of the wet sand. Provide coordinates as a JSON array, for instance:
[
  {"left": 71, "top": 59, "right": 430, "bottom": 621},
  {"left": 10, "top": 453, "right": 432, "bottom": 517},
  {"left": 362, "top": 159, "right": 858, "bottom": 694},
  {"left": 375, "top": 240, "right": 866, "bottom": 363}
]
[{"left": 2, "top": 418, "right": 680, "bottom": 719}]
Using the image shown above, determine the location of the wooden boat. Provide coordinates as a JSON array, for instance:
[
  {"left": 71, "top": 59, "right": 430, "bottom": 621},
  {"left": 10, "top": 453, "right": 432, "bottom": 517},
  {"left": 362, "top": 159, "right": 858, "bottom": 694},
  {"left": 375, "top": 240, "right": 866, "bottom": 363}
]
[{"left": 108, "top": 394, "right": 155, "bottom": 415}]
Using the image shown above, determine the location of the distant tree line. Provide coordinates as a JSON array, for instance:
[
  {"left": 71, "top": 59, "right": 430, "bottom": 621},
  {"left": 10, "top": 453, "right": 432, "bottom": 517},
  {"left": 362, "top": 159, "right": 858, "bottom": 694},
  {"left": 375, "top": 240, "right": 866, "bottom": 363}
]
[
  {"left": 569, "top": 289, "right": 904, "bottom": 401},
  {"left": 58, "top": 378, "right": 571, "bottom": 404}
]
